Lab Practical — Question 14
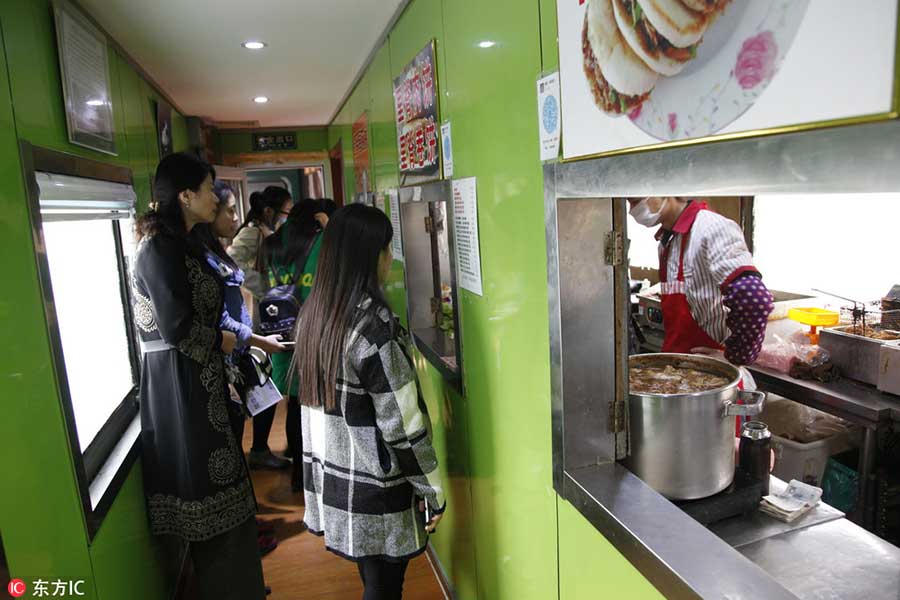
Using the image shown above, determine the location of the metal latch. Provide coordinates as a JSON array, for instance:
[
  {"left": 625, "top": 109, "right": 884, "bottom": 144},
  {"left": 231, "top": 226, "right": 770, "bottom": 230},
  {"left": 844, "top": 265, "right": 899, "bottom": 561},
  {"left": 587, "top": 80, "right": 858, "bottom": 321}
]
[
  {"left": 604, "top": 231, "right": 624, "bottom": 266},
  {"left": 425, "top": 216, "right": 434, "bottom": 233},
  {"left": 609, "top": 400, "right": 625, "bottom": 433}
]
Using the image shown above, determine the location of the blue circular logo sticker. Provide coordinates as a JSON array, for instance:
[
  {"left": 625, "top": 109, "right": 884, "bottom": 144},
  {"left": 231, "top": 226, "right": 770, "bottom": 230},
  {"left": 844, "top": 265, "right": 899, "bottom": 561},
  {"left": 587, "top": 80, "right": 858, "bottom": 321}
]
[
  {"left": 443, "top": 133, "right": 452, "bottom": 160},
  {"left": 542, "top": 95, "right": 559, "bottom": 135}
]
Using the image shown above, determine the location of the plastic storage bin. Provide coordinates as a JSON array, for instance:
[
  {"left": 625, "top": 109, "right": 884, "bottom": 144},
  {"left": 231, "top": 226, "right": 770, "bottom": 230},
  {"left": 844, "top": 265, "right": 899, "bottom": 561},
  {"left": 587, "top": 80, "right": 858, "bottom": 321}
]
[
  {"left": 771, "top": 428, "right": 860, "bottom": 487},
  {"left": 821, "top": 453, "right": 859, "bottom": 513}
]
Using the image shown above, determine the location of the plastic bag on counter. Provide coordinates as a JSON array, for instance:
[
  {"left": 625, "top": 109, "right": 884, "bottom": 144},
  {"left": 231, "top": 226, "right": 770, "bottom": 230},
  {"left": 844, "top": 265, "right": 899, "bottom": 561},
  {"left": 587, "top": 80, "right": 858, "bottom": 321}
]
[
  {"left": 755, "top": 333, "right": 837, "bottom": 382},
  {"left": 759, "top": 396, "right": 853, "bottom": 443}
]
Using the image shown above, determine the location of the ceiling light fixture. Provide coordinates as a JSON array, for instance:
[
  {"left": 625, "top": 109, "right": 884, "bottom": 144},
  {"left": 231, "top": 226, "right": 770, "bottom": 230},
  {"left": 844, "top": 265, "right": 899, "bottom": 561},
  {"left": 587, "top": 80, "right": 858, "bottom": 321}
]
[
  {"left": 86, "top": 99, "right": 105, "bottom": 106},
  {"left": 478, "top": 41, "right": 496, "bottom": 48},
  {"left": 253, "top": 96, "right": 269, "bottom": 104},
  {"left": 242, "top": 41, "right": 267, "bottom": 50}
]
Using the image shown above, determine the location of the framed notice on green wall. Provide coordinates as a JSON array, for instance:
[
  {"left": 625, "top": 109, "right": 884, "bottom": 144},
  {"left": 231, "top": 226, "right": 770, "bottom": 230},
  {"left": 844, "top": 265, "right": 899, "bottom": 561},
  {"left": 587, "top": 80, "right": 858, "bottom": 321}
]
[{"left": 52, "top": 1, "right": 117, "bottom": 156}]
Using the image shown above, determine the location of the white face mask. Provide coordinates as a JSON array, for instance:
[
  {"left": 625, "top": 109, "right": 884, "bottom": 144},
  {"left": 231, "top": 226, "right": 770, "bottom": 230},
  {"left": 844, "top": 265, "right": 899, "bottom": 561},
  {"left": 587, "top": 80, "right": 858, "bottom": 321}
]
[
  {"left": 630, "top": 198, "right": 664, "bottom": 227},
  {"left": 274, "top": 215, "right": 288, "bottom": 230}
]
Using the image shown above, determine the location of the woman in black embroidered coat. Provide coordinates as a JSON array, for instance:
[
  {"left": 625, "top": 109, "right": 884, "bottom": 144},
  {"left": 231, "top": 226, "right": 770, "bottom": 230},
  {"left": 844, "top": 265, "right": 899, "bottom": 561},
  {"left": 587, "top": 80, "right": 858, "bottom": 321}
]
[{"left": 133, "top": 153, "right": 265, "bottom": 600}]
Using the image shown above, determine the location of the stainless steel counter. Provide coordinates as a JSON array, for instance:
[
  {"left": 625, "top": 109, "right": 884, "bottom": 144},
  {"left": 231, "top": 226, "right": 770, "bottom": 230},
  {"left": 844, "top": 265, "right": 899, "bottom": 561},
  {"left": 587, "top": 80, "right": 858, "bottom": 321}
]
[
  {"left": 747, "top": 366, "right": 900, "bottom": 429},
  {"left": 708, "top": 477, "right": 845, "bottom": 549},
  {"left": 566, "top": 464, "right": 801, "bottom": 599},
  {"left": 567, "top": 465, "right": 900, "bottom": 599},
  {"left": 714, "top": 478, "right": 900, "bottom": 600},
  {"left": 739, "top": 518, "right": 900, "bottom": 600}
]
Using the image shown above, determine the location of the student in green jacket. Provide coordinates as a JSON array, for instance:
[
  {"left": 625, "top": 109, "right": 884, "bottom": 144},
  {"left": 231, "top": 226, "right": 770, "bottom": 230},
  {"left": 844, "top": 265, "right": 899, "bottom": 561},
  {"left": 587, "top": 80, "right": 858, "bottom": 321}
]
[{"left": 263, "top": 199, "right": 327, "bottom": 490}]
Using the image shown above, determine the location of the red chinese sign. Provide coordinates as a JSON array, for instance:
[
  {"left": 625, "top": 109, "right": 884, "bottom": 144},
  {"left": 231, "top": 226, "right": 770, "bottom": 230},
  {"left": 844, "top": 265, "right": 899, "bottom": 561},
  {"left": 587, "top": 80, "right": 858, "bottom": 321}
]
[
  {"left": 352, "top": 112, "right": 371, "bottom": 193},
  {"left": 393, "top": 41, "right": 440, "bottom": 184}
]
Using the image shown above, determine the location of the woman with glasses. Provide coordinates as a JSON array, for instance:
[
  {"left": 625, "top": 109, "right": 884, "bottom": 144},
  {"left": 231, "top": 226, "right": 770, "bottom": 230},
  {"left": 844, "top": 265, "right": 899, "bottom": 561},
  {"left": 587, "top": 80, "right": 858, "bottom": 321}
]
[{"left": 227, "top": 185, "right": 294, "bottom": 470}]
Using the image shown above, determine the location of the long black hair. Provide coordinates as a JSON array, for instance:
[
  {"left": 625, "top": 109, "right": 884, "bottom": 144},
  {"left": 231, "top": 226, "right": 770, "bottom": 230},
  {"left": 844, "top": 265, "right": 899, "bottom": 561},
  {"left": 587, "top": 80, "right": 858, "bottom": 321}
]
[
  {"left": 263, "top": 199, "right": 320, "bottom": 273},
  {"left": 317, "top": 198, "right": 338, "bottom": 218},
  {"left": 136, "top": 152, "right": 215, "bottom": 243},
  {"left": 190, "top": 180, "right": 238, "bottom": 268},
  {"left": 238, "top": 185, "right": 291, "bottom": 232},
  {"left": 295, "top": 204, "right": 393, "bottom": 410}
]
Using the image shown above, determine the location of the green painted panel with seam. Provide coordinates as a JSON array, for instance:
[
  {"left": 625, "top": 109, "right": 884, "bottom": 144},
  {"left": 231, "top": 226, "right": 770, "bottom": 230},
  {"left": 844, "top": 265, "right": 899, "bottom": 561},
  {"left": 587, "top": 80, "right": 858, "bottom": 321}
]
[
  {"left": 327, "top": 0, "right": 661, "bottom": 598},
  {"left": 0, "top": 2, "right": 190, "bottom": 597}
]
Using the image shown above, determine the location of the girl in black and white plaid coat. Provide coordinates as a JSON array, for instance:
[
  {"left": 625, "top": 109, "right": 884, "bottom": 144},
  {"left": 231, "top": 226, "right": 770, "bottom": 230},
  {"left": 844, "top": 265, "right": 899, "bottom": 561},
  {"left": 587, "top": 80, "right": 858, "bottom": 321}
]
[{"left": 294, "top": 203, "right": 446, "bottom": 600}]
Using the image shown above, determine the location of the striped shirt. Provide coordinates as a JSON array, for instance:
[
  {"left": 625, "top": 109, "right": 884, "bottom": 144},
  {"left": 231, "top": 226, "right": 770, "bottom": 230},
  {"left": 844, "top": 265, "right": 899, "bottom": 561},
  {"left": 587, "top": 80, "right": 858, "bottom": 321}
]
[
  {"left": 301, "top": 297, "right": 445, "bottom": 562},
  {"left": 659, "top": 204, "right": 760, "bottom": 346}
]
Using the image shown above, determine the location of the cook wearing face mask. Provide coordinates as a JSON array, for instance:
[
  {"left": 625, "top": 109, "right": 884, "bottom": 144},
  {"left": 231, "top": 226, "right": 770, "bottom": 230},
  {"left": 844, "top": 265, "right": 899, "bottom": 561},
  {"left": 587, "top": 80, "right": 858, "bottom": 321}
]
[{"left": 628, "top": 197, "right": 774, "bottom": 368}]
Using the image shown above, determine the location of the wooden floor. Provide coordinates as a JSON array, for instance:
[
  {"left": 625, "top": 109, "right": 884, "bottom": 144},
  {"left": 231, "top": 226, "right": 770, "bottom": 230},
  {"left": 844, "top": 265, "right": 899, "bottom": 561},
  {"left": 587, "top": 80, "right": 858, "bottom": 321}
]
[{"left": 243, "top": 402, "right": 446, "bottom": 600}]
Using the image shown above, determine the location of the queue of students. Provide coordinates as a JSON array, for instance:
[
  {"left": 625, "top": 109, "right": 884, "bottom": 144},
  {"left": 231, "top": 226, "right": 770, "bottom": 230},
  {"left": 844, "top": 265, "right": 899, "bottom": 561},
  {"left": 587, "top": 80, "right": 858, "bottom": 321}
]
[{"left": 133, "top": 152, "right": 444, "bottom": 599}]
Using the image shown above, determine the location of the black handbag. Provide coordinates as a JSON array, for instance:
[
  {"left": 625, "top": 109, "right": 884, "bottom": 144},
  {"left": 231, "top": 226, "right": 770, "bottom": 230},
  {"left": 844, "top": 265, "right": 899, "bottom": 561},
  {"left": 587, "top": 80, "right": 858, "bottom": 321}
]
[{"left": 237, "top": 347, "right": 273, "bottom": 389}]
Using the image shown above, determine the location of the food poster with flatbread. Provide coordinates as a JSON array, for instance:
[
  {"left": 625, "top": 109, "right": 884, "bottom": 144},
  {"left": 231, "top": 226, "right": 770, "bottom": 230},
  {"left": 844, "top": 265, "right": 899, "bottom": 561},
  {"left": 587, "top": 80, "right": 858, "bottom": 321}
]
[
  {"left": 352, "top": 112, "right": 372, "bottom": 193},
  {"left": 557, "top": 0, "right": 899, "bottom": 160},
  {"left": 393, "top": 41, "right": 441, "bottom": 185}
]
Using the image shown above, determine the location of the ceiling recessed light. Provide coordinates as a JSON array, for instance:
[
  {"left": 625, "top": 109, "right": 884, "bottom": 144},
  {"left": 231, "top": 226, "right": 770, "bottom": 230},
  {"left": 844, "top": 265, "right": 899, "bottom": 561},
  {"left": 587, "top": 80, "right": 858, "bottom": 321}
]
[
  {"left": 86, "top": 99, "right": 105, "bottom": 106},
  {"left": 242, "top": 41, "right": 267, "bottom": 50},
  {"left": 478, "top": 41, "right": 496, "bottom": 48},
  {"left": 253, "top": 96, "right": 269, "bottom": 104}
]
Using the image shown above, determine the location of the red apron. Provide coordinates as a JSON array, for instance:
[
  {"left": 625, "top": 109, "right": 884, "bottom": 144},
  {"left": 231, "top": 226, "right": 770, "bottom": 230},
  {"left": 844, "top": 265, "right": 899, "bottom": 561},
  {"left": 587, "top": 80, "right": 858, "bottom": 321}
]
[
  {"left": 660, "top": 232, "right": 721, "bottom": 354},
  {"left": 660, "top": 226, "right": 744, "bottom": 434}
]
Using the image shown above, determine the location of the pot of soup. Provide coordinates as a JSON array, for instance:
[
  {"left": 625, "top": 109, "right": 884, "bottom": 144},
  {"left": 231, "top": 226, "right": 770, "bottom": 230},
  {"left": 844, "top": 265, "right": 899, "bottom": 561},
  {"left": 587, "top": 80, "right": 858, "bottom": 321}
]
[{"left": 626, "top": 353, "right": 765, "bottom": 500}]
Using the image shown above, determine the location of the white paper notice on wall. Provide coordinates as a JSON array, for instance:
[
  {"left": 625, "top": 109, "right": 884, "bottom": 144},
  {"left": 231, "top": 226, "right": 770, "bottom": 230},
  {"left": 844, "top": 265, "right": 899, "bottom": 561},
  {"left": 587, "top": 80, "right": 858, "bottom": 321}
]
[
  {"left": 440, "top": 122, "right": 454, "bottom": 178},
  {"left": 388, "top": 189, "right": 403, "bottom": 263},
  {"left": 536, "top": 71, "right": 561, "bottom": 162},
  {"left": 451, "top": 177, "right": 483, "bottom": 296}
]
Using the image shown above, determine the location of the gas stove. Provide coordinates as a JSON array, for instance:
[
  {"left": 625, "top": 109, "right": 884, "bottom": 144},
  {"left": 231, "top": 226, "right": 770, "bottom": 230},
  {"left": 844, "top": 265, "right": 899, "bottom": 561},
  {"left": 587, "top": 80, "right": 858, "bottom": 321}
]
[{"left": 674, "top": 469, "right": 764, "bottom": 526}]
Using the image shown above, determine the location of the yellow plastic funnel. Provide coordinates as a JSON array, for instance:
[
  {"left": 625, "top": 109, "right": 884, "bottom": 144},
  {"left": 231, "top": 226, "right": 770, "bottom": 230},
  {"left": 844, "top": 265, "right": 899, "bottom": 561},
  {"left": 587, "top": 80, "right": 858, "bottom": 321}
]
[{"left": 788, "top": 307, "right": 840, "bottom": 345}]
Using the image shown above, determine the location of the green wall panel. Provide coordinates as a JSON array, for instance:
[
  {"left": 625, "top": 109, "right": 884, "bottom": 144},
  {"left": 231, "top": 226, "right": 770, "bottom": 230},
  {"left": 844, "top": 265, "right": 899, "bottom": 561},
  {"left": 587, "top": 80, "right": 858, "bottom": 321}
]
[
  {"left": 329, "top": 0, "right": 659, "bottom": 598},
  {"left": 384, "top": 2, "right": 481, "bottom": 597},
  {"left": 138, "top": 80, "right": 161, "bottom": 176},
  {"left": 171, "top": 111, "right": 189, "bottom": 155},
  {"left": 0, "top": 15, "right": 98, "bottom": 598},
  {"left": 558, "top": 499, "right": 664, "bottom": 600},
  {"left": 437, "top": 1, "right": 557, "bottom": 598},
  {"left": 368, "top": 43, "right": 399, "bottom": 193},
  {"left": 540, "top": 0, "right": 560, "bottom": 71},
  {"left": 89, "top": 464, "right": 173, "bottom": 600},
  {"left": 115, "top": 52, "right": 154, "bottom": 210},
  {"left": 0, "top": 4, "right": 192, "bottom": 598},
  {"left": 332, "top": 101, "right": 355, "bottom": 204}
]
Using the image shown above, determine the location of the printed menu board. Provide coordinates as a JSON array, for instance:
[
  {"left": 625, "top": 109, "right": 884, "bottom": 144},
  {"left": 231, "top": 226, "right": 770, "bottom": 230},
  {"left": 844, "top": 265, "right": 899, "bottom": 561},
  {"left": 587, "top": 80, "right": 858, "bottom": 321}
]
[
  {"left": 452, "top": 178, "right": 483, "bottom": 297},
  {"left": 388, "top": 189, "right": 403, "bottom": 263},
  {"left": 393, "top": 41, "right": 441, "bottom": 185},
  {"left": 352, "top": 112, "right": 371, "bottom": 193}
]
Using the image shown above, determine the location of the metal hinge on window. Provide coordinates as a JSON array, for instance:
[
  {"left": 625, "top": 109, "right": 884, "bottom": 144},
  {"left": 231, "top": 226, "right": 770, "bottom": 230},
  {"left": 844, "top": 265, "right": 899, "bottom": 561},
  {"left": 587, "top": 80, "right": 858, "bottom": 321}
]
[
  {"left": 604, "top": 231, "right": 624, "bottom": 266},
  {"left": 609, "top": 400, "right": 625, "bottom": 433},
  {"left": 424, "top": 216, "right": 434, "bottom": 233}
]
